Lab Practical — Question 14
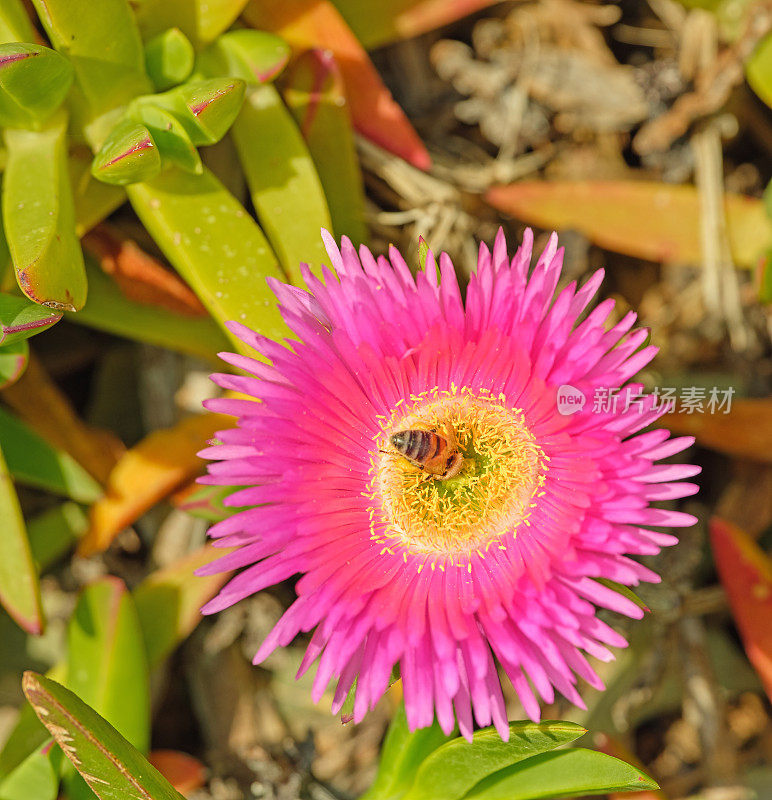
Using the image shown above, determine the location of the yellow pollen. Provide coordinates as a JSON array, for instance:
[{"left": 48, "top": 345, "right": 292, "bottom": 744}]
[{"left": 365, "top": 387, "right": 547, "bottom": 560}]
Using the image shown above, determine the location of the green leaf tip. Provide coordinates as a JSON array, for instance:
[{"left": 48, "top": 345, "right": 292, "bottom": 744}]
[
  {"left": 3, "top": 112, "right": 87, "bottom": 310},
  {"left": 148, "top": 77, "right": 246, "bottom": 146},
  {"left": 0, "top": 43, "right": 73, "bottom": 128},
  {"left": 0, "top": 293, "right": 62, "bottom": 346},
  {"left": 22, "top": 671, "right": 187, "bottom": 800},
  {"left": 144, "top": 27, "right": 195, "bottom": 92},
  {"left": 0, "top": 339, "right": 29, "bottom": 390},
  {"left": 197, "top": 29, "right": 290, "bottom": 86},
  {"left": 418, "top": 236, "right": 429, "bottom": 271},
  {"left": 92, "top": 119, "right": 162, "bottom": 186}
]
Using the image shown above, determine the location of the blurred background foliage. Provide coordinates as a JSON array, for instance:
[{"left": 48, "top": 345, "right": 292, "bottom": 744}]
[{"left": 0, "top": 0, "right": 770, "bottom": 798}]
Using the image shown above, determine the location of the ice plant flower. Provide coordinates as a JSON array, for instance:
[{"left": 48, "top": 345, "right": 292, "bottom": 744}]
[{"left": 198, "top": 229, "right": 699, "bottom": 740}]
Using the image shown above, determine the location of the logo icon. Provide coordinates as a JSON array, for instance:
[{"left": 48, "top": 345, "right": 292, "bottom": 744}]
[{"left": 557, "top": 384, "right": 586, "bottom": 415}]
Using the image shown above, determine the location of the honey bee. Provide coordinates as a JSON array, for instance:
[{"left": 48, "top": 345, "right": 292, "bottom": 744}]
[{"left": 389, "top": 423, "right": 464, "bottom": 480}]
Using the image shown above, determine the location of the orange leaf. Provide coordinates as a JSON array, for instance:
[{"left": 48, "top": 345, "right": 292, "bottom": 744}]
[
  {"left": 79, "top": 413, "right": 227, "bottom": 556},
  {"left": 485, "top": 181, "right": 770, "bottom": 269},
  {"left": 243, "top": 0, "right": 431, "bottom": 170},
  {"left": 664, "top": 399, "right": 772, "bottom": 464},
  {"left": 1, "top": 353, "right": 123, "bottom": 484},
  {"left": 82, "top": 223, "right": 207, "bottom": 317},
  {"left": 148, "top": 750, "right": 206, "bottom": 794},
  {"left": 710, "top": 517, "right": 772, "bottom": 701}
]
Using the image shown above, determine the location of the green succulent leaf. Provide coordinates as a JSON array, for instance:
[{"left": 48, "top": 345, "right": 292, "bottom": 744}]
[
  {"left": 0, "top": 0, "right": 36, "bottom": 43},
  {"left": 230, "top": 83, "right": 331, "bottom": 281},
  {"left": 128, "top": 103, "right": 202, "bottom": 174},
  {"left": 23, "top": 672, "right": 187, "bottom": 800},
  {"left": 132, "top": 0, "right": 250, "bottom": 47},
  {"left": 126, "top": 166, "right": 288, "bottom": 353},
  {"left": 282, "top": 48, "right": 368, "bottom": 245},
  {"left": 0, "top": 662, "right": 67, "bottom": 783},
  {"left": 0, "top": 293, "right": 62, "bottom": 346},
  {"left": 133, "top": 545, "right": 232, "bottom": 669},
  {"left": 0, "top": 442, "right": 44, "bottom": 636},
  {"left": 197, "top": 29, "right": 290, "bottom": 85},
  {"left": 147, "top": 77, "right": 246, "bottom": 146},
  {"left": 66, "top": 578, "right": 151, "bottom": 754},
  {"left": 0, "top": 43, "right": 73, "bottom": 128},
  {"left": 401, "top": 721, "right": 588, "bottom": 800},
  {"left": 144, "top": 27, "right": 194, "bottom": 92},
  {"left": 70, "top": 148, "right": 127, "bottom": 236},
  {"left": 27, "top": 502, "right": 88, "bottom": 572},
  {"left": 91, "top": 118, "right": 162, "bottom": 186},
  {"left": 3, "top": 110, "right": 87, "bottom": 310},
  {"left": 68, "top": 255, "right": 228, "bottom": 361},
  {"left": 0, "top": 406, "right": 102, "bottom": 503},
  {"left": 594, "top": 578, "right": 649, "bottom": 612},
  {"left": 361, "top": 704, "right": 449, "bottom": 800},
  {"left": 0, "top": 338, "right": 28, "bottom": 389},
  {"left": 0, "top": 703, "right": 49, "bottom": 782},
  {"left": 0, "top": 741, "right": 61, "bottom": 800},
  {"left": 463, "top": 748, "right": 659, "bottom": 800},
  {"left": 31, "top": 0, "right": 150, "bottom": 146},
  {"left": 174, "top": 483, "right": 245, "bottom": 522}
]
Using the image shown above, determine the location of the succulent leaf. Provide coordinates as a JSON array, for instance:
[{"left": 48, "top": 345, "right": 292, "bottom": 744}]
[
  {"left": 91, "top": 118, "right": 162, "bottom": 186},
  {"left": 147, "top": 77, "right": 246, "bottom": 146},
  {"left": 197, "top": 29, "right": 290, "bottom": 85},
  {"left": 282, "top": 48, "right": 368, "bottom": 245},
  {"left": 31, "top": 0, "right": 150, "bottom": 147},
  {"left": 230, "top": 83, "right": 331, "bottom": 279},
  {"left": 0, "top": 0, "right": 36, "bottom": 43},
  {"left": 0, "top": 43, "right": 74, "bottom": 128},
  {"left": 2, "top": 110, "right": 87, "bottom": 310},
  {"left": 128, "top": 102, "right": 202, "bottom": 174},
  {"left": 144, "top": 27, "right": 194, "bottom": 91}
]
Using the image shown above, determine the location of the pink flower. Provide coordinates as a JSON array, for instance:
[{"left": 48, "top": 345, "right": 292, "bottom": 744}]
[{"left": 198, "top": 229, "right": 699, "bottom": 740}]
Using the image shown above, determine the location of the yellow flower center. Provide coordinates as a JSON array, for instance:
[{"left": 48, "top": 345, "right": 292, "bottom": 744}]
[{"left": 365, "top": 387, "right": 548, "bottom": 566}]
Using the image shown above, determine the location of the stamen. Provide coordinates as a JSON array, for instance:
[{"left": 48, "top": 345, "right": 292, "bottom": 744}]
[{"left": 365, "top": 387, "right": 547, "bottom": 560}]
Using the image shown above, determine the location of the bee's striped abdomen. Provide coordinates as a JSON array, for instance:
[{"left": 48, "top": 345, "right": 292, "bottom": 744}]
[{"left": 390, "top": 429, "right": 442, "bottom": 466}]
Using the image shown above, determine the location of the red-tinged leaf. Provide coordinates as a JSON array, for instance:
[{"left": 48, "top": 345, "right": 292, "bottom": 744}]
[
  {"left": 664, "top": 399, "right": 772, "bottom": 464},
  {"left": 22, "top": 672, "right": 187, "bottom": 800},
  {"left": 0, "top": 442, "right": 44, "bottom": 635},
  {"left": 91, "top": 119, "right": 161, "bottom": 186},
  {"left": 710, "top": 517, "right": 772, "bottom": 701},
  {"left": 332, "top": 0, "right": 503, "bottom": 49},
  {"left": 82, "top": 223, "right": 207, "bottom": 317},
  {"left": 0, "top": 339, "right": 28, "bottom": 390},
  {"left": 282, "top": 48, "right": 368, "bottom": 245},
  {"left": 485, "top": 181, "right": 771, "bottom": 269},
  {"left": 1, "top": 354, "right": 123, "bottom": 484},
  {"left": 148, "top": 751, "right": 206, "bottom": 794},
  {"left": 79, "top": 413, "right": 228, "bottom": 557},
  {"left": 0, "top": 294, "right": 61, "bottom": 346},
  {"left": 243, "top": 0, "right": 431, "bottom": 170},
  {"left": 756, "top": 247, "right": 772, "bottom": 303},
  {"left": 172, "top": 482, "right": 244, "bottom": 522},
  {"left": 133, "top": 544, "right": 234, "bottom": 669}
]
